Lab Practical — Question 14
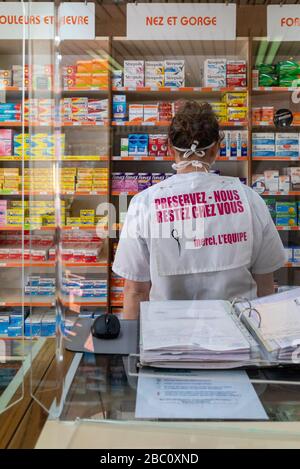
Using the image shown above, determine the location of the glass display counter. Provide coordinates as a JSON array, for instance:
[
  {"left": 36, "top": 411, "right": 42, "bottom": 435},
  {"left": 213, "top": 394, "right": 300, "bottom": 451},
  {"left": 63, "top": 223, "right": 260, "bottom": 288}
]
[
  {"left": 30, "top": 351, "right": 300, "bottom": 449},
  {"left": 58, "top": 353, "right": 300, "bottom": 423}
]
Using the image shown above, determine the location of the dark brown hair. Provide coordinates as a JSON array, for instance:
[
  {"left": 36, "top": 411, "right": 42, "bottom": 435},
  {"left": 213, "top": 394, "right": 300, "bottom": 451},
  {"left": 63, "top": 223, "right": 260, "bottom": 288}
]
[{"left": 168, "top": 101, "right": 220, "bottom": 151}]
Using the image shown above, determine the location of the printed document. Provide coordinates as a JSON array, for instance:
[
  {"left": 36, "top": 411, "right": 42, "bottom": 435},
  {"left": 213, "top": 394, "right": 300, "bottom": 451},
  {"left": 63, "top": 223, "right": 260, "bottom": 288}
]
[{"left": 135, "top": 369, "right": 268, "bottom": 420}]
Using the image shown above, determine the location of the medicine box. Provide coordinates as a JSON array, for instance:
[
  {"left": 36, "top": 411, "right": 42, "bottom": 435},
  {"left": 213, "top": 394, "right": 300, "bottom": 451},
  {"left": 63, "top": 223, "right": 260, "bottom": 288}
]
[
  {"left": 41, "top": 314, "right": 56, "bottom": 337},
  {"left": 0, "top": 314, "right": 9, "bottom": 334},
  {"left": 279, "top": 176, "right": 290, "bottom": 193},
  {"left": 145, "top": 76, "right": 164, "bottom": 88},
  {"left": 275, "top": 133, "right": 299, "bottom": 145},
  {"left": 123, "top": 74, "right": 144, "bottom": 88},
  {"left": 164, "top": 60, "right": 185, "bottom": 76},
  {"left": 283, "top": 168, "right": 300, "bottom": 186},
  {"left": 252, "top": 133, "right": 275, "bottom": 145},
  {"left": 145, "top": 61, "right": 164, "bottom": 76},
  {"left": 252, "top": 144, "right": 276, "bottom": 151},
  {"left": 226, "top": 75, "right": 247, "bottom": 87},
  {"left": 230, "top": 131, "right": 239, "bottom": 158},
  {"left": 241, "top": 130, "right": 248, "bottom": 157},
  {"left": 222, "top": 92, "right": 247, "bottom": 107},
  {"left": 226, "top": 60, "right": 247, "bottom": 75},
  {"left": 124, "top": 60, "right": 144, "bottom": 76},
  {"left": 138, "top": 173, "right": 152, "bottom": 191},
  {"left": 128, "top": 104, "right": 143, "bottom": 124},
  {"left": 276, "top": 216, "right": 297, "bottom": 227},
  {"left": 204, "top": 58, "right": 226, "bottom": 77},
  {"left": 204, "top": 76, "right": 226, "bottom": 88},
  {"left": 276, "top": 151, "right": 299, "bottom": 158},
  {"left": 128, "top": 134, "right": 148, "bottom": 157},
  {"left": 152, "top": 173, "right": 165, "bottom": 185},
  {"left": 285, "top": 247, "right": 294, "bottom": 263},
  {"left": 143, "top": 104, "right": 158, "bottom": 123},
  {"left": 264, "top": 170, "right": 279, "bottom": 192},
  {"left": 276, "top": 202, "right": 297, "bottom": 216},
  {"left": 227, "top": 107, "right": 247, "bottom": 122},
  {"left": 113, "top": 95, "right": 126, "bottom": 121},
  {"left": 112, "top": 172, "right": 125, "bottom": 191},
  {"left": 220, "top": 131, "right": 231, "bottom": 157},
  {"left": 276, "top": 144, "right": 299, "bottom": 152},
  {"left": 164, "top": 75, "right": 185, "bottom": 88},
  {"left": 121, "top": 138, "right": 128, "bottom": 157},
  {"left": 124, "top": 173, "right": 139, "bottom": 192},
  {"left": 293, "top": 248, "right": 300, "bottom": 263},
  {"left": 252, "top": 151, "right": 276, "bottom": 157}
]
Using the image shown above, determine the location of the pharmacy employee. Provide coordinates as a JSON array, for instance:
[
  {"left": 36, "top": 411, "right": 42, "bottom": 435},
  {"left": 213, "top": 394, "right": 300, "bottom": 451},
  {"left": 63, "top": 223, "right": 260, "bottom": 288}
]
[{"left": 112, "top": 101, "right": 286, "bottom": 319}]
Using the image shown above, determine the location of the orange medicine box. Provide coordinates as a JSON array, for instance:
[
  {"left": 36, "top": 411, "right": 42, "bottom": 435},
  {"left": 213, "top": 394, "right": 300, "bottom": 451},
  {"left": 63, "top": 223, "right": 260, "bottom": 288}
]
[
  {"left": 91, "top": 74, "right": 109, "bottom": 89},
  {"left": 261, "top": 107, "right": 274, "bottom": 122},
  {"left": 129, "top": 104, "right": 143, "bottom": 124},
  {"left": 76, "top": 60, "right": 93, "bottom": 74},
  {"left": 92, "top": 59, "right": 109, "bottom": 74}
]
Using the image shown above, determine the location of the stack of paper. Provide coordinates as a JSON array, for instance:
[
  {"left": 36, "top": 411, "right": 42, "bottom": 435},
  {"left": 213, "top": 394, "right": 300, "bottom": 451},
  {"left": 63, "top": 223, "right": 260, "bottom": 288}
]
[
  {"left": 236, "top": 288, "right": 300, "bottom": 362},
  {"left": 140, "top": 300, "right": 255, "bottom": 369}
]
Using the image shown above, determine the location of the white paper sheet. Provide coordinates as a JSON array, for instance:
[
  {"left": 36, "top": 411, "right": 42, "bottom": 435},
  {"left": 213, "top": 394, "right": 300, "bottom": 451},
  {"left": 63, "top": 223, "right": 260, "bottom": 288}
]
[
  {"left": 135, "top": 369, "right": 268, "bottom": 420},
  {"left": 140, "top": 301, "right": 251, "bottom": 366}
]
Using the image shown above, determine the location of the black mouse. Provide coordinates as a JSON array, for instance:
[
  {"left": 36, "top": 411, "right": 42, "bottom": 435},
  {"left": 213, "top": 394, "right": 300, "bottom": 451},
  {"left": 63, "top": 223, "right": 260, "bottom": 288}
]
[{"left": 91, "top": 314, "right": 120, "bottom": 340}]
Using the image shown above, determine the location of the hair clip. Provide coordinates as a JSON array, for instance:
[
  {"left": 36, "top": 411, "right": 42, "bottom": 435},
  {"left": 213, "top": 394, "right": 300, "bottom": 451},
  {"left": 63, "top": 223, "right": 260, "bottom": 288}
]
[{"left": 191, "top": 140, "right": 199, "bottom": 152}]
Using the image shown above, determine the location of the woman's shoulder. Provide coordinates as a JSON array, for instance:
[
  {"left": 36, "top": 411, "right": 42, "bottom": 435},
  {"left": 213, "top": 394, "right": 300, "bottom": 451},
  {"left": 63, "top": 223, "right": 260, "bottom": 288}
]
[{"left": 131, "top": 177, "right": 174, "bottom": 204}]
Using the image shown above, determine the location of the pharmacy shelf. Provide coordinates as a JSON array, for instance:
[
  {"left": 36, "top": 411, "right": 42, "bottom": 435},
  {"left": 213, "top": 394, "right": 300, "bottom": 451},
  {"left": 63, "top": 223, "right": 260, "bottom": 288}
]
[
  {"left": 0, "top": 260, "right": 108, "bottom": 268},
  {"left": 63, "top": 88, "right": 108, "bottom": 93},
  {"left": 112, "top": 191, "right": 137, "bottom": 196},
  {"left": 0, "top": 156, "right": 109, "bottom": 162},
  {"left": 0, "top": 225, "right": 107, "bottom": 232},
  {"left": 61, "top": 191, "right": 108, "bottom": 196},
  {"left": 253, "top": 87, "right": 300, "bottom": 93},
  {"left": 0, "top": 261, "right": 55, "bottom": 268},
  {"left": 0, "top": 191, "right": 107, "bottom": 197},
  {"left": 112, "top": 155, "right": 173, "bottom": 161},
  {"left": 113, "top": 86, "right": 248, "bottom": 93},
  {"left": 112, "top": 121, "right": 248, "bottom": 128},
  {"left": 276, "top": 226, "right": 300, "bottom": 231},
  {"left": 110, "top": 301, "right": 123, "bottom": 307},
  {"left": 217, "top": 156, "right": 248, "bottom": 161},
  {"left": 61, "top": 225, "right": 102, "bottom": 231},
  {"left": 63, "top": 261, "right": 109, "bottom": 268},
  {"left": 0, "top": 292, "right": 107, "bottom": 308},
  {"left": 0, "top": 225, "right": 55, "bottom": 231},
  {"left": 60, "top": 295, "right": 107, "bottom": 308},
  {"left": 252, "top": 157, "right": 300, "bottom": 161},
  {"left": 0, "top": 121, "right": 109, "bottom": 127},
  {"left": 1, "top": 87, "right": 108, "bottom": 93},
  {"left": 0, "top": 291, "right": 55, "bottom": 307},
  {"left": 252, "top": 124, "right": 300, "bottom": 129},
  {"left": 0, "top": 86, "right": 23, "bottom": 92},
  {"left": 111, "top": 156, "right": 248, "bottom": 162},
  {"left": 62, "top": 121, "right": 108, "bottom": 127},
  {"left": 0, "top": 191, "right": 108, "bottom": 196},
  {"left": 112, "top": 121, "right": 171, "bottom": 127},
  {"left": 261, "top": 191, "right": 300, "bottom": 197}
]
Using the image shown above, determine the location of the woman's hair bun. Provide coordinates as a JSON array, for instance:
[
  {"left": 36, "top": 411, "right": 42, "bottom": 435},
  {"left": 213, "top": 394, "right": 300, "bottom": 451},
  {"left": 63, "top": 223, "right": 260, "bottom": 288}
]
[{"left": 169, "top": 100, "right": 220, "bottom": 151}]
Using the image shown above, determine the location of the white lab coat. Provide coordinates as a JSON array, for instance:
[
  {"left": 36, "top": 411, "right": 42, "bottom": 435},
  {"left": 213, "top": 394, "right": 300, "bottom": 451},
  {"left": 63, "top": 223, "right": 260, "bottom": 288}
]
[{"left": 113, "top": 172, "right": 286, "bottom": 301}]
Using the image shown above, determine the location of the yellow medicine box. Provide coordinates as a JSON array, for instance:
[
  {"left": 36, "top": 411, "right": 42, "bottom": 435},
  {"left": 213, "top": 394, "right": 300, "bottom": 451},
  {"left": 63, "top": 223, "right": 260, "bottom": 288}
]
[
  {"left": 66, "top": 217, "right": 81, "bottom": 225},
  {"left": 80, "top": 209, "right": 95, "bottom": 218},
  {"left": 227, "top": 107, "right": 248, "bottom": 122},
  {"left": 222, "top": 92, "right": 247, "bottom": 107}
]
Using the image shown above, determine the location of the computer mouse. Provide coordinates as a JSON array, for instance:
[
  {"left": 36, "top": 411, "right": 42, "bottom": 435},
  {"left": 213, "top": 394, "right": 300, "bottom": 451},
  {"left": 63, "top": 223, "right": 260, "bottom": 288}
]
[{"left": 91, "top": 314, "right": 120, "bottom": 340}]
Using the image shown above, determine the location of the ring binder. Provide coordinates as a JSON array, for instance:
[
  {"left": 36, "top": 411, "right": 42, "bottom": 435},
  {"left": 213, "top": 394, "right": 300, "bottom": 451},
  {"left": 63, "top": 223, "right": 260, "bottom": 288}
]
[{"left": 231, "top": 297, "right": 262, "bottom": 328}]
